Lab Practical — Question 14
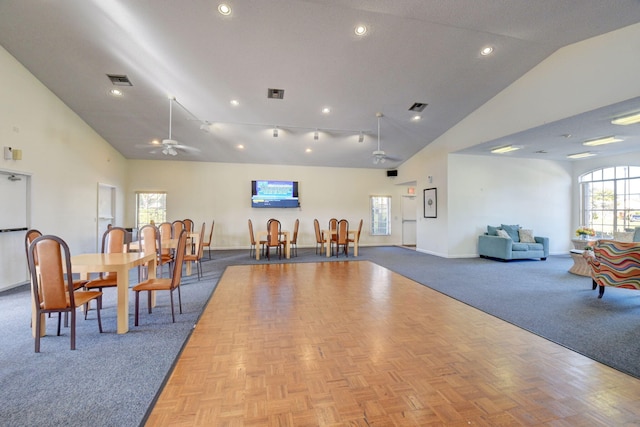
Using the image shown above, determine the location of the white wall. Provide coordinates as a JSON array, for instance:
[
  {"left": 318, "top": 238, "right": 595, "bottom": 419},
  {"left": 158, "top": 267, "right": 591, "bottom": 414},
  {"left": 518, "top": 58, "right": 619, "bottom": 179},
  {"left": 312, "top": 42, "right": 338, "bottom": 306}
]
[
  {"left": 399, "top": 22, "right": 640, "bottom": 258},
  {"left": 0, "top": 45, "right": 128, "bottom": 291},
  {"left": 126, "top": 160, "right": 403, "bottom": 249}
]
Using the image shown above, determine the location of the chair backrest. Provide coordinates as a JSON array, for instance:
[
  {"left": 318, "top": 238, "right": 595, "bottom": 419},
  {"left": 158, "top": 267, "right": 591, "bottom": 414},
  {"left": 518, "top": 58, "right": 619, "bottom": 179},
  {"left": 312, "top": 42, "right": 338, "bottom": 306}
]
[
  {"left": 25, "top": 229, "right": 43, "bottom": 266},
  {"left": 313, "top": 219, "right": 322, "bottom": 243},
  {"left": 183, "top": 219, "right": 194, "bottom": 233},
  {"left": 337, "top": 219, "right": 349, "bottom": 244},
  {"left": 102, "top": 226, "right": 126, "bottom": 254},
  {"left": 356, "top": 219, "right": 363, "bottom": 240},
  {"left": 248, "top": 219, "right": 256, "bottom": 245},
  {"left": 170, "top": 230, "right": 188, "bottom": 290},
  {"left": 195, "top": 222, "right": 206, "bottom": 258},
  {"left": 206, "top": 220, "right": 215, "bottom": 244},
  {"left": 267, "top": 219, "right": 281, "bottom": 246},
  {"left": 292, "top": 219, "right": 299, "bottom": 243},
  {"left": 329, "top": 218, "right": 337, "bottom": 231},
  {"left": 138, "top": 224, "right": 159, "bottom": 257},
  {"left": 158, "top": 222, "right": 173, "bottom": 255},
  {"left": 27, "top": 235, "right": 75, "bottom": 310},
  {"left": 172, "top": 220, "right": 185, "bottom": 237}
]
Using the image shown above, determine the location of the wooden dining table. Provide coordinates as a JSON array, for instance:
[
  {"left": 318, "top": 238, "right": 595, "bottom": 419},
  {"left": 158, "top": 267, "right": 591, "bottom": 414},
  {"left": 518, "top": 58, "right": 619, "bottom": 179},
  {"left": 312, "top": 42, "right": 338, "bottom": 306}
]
[
  {"left": 255, "top": 230, "right": 291, "bottom": 260},
  {"left": 322, "top": 229, "right": 358, "bottom": 257},
  {"left": 31, "top": 251, "right": 156, "bottom": 337}
]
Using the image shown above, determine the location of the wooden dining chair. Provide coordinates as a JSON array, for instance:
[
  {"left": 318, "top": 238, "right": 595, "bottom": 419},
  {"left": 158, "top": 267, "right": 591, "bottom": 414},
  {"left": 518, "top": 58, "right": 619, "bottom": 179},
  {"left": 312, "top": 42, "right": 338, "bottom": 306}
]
[
  {"left": 290, "top": 219, "right": 299, "bottom": 257},
  {"left": 183, "top": 218, "right": 194, "bottom": 233},
  {"left": 158, "top": 221, "right": 174, "bottom": 277},
  {"left": 265, "top": 219, "right": 283, "bottom": 260},
  {"left": 84, "top": 226, "right": 127, "bottom": 308},
  {"left": 133, "top": 229, "right": 187, "bottom": 325},
  {"left": 27, "top": 234, "right": 103, "bottom": 352},
  {"left": 313, "top": 219, "right": 325, "bottom": 255},
  {"left": 348, "top": 219, "right": 363, "bottom": 250},
  {"left": 183, "top": 222, "right": 206, "bottom": 280},
  {"left": 137, "top": 224, "right": 160, "bottom": 281},
  {"left": 202, "top": 220, "right": 215, "bottom": 259},
  {"left": 328, "top": 218, "right": 338, "bottom": 255},
  {"left": 248, "top": 219, "right": 266, "bottom": 258},
  {"left": 335, "top": 219, "right": 349, "bottom": 257}
]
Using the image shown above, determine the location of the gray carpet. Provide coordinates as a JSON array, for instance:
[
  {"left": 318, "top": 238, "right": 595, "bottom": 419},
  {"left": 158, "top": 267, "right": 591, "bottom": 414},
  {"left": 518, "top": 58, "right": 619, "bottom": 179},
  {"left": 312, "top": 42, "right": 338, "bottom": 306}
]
[{"left": 1, "top": 246, "right": 639, "bottom": 427}]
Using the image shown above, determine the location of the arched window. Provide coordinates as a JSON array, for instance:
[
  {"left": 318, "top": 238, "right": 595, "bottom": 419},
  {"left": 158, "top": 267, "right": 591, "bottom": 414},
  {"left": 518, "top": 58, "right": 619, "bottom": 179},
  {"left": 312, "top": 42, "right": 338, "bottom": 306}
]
[{"left": 579, "top": 166, "right": 640, "bottom": 237}]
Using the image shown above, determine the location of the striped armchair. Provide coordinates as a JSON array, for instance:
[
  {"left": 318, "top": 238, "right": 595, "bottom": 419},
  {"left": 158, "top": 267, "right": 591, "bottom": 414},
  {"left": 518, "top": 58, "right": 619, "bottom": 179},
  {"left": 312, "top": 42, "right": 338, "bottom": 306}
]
[{"left": 584, "top": 240, "right": 640, "bottom": 298}]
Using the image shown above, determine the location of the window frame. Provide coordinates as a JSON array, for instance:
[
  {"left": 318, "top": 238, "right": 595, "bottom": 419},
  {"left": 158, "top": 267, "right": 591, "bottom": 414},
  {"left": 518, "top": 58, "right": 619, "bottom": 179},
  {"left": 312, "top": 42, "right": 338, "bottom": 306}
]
[
  {"left": 135, "top": 191, "right": 167, "bottom": 229},
  {"left": 370, "top": 195, "right": 391, "bottom": 236}
]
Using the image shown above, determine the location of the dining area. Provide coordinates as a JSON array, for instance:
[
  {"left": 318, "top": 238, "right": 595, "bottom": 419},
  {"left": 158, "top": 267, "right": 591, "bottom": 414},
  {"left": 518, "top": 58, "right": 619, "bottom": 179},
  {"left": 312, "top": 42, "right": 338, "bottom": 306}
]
[{"left": 24, "top": 218, "right": 214, "bottom": 352}]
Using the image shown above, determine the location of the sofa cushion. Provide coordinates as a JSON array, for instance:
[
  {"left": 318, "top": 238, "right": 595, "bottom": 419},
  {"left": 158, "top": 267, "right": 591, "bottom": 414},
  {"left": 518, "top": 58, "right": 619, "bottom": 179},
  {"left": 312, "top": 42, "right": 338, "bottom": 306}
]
[
  {"left": 526, "top": 243, "right": 544, "bottom": 251},
  {"left": 501, "top": 224, "right": 520, "bottom": 242},
  {"left": 614, "top": 231, "right": 634, "bottom": 242},
  {"left": 512, "top": 243, "right": 529, "bottom": 251},
  {"left": 519, "top": 229, "right": 536, "bottom": 243},
  {"left": 496, "top": 229, "right": 511, "bottom": 239},
  {"left": 487, "top": 225, "right": 501, "bottom": 236},
  {"left": 634, "top": 227, "right": 640, "bottom": 242}
]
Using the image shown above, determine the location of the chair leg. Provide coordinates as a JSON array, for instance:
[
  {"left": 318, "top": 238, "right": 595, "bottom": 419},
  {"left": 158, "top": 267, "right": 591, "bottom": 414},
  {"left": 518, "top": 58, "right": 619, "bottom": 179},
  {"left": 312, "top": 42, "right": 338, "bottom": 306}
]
[
  {"left": 147, "top": 291, "right": 153, "bottom": 314},
  {"left": 135, "top": 291, "right": 140, "bottom": 326},
  {"left": 35, "top": 312, "right": 41, "bottom": 353},
  {"left": 57, "top": 312, "right": 62, "bottom": 336},
  {"left": 95, "top": 297, "right": 103, "bottom": 333},
  {"left": 170, "top": 291, "right": 176, "bottom": 323},
  {"left": 177, "top": 286, "right": 182, "bottom": 314},
  {"left": 70, "top": 309, "right": 76, "bottom": 351}
]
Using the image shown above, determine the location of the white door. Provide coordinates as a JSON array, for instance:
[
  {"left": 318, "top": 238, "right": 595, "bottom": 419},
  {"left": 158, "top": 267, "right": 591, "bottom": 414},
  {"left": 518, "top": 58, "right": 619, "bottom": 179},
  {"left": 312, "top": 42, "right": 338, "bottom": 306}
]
[
  {"left": 0, "top": 171, "right": 30, "bottom": 290},
  {"left": 401, "top": 195, "right": 417, "bottom": 246}
]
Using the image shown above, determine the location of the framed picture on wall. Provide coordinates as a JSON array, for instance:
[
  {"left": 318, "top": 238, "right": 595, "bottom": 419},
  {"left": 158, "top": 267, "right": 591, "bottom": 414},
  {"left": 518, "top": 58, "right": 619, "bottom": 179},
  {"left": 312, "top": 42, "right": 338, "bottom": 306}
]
[{"left": 424, "top": 188, "right": 437, "bottom": 218}]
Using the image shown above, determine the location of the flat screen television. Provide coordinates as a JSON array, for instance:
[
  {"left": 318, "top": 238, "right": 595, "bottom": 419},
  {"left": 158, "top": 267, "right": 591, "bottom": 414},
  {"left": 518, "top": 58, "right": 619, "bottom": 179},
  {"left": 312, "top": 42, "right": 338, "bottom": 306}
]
[{"left": 251, "top": 180, "right": 299, "bottom": 208}]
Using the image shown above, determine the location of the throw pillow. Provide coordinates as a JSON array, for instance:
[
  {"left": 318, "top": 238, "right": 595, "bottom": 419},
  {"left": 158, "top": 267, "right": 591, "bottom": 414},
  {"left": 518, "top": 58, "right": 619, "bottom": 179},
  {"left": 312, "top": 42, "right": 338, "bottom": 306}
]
[
  {"left": 613, "top": 231, "right": 634, "bottom": 242},
  {"left": 487, "top": 225, "right": 501, "bottom": 236},
  {"left": 519, "top": 229, "right": 536, "bottom": 243},
  {"left": 496, "top": 229, "right": 511, "bottom": 239},
  {"left": 501, "top": 224, "right": 520, "bottom": 242}
]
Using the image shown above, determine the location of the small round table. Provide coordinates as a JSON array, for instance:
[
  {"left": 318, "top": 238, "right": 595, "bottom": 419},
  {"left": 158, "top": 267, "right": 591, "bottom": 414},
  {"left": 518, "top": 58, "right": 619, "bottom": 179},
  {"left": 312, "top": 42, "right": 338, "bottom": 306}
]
[
  {"left": 571, "top": 238, "right": 595, "bottom": 250},
  {"left": 569, "top": 249, "right": 591, "bottom": 276}
]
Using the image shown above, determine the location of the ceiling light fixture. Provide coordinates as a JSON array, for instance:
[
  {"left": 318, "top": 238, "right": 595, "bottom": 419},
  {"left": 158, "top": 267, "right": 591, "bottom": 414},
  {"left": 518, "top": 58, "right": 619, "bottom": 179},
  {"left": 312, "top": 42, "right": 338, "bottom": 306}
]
[
  {"left": 273, "top": 126, "right": 278, "bottom": 138},
  {"left": 322, "top": 107, "right": 330, "bottom": 114},
  {"left": 480, "top": 46, "right": 494, "bottom": 56},
  {"left": 358, "top": 132, "right": 364, "bottom": 143},
  {"left": 491, "top": 145, "right": 520, "bottom": 154},
  {"left": 230, "top": 99, "right": 239, "bottom": 106},
  {"left": 218, "top": 3, "right": 231, "bottom": 15},
  {"left": 109, "top": 89, "right": 123, "bottom": 97},
  {"left": 411, "top": 115, "right": 421, "bottom": 121},
  {"left": 314, "top": 130, "right": 319, "bottom": 140},
  {"left": 567, "top": 152, "right": 596, "bottom": 159},
  {"left": 582, "top": 135, "right": 622, "bottom": 146},
  {"left": 162, "top": 145, "right": 178, "bottom": 156},
  {"left": 354, "top": 25, "right": 367, "bottom": 36},
  {"left": 305, "top": 148, "right": 312, "bottom": 153},
  {"left": 611, "top": 112, "right": 640, "bottom": 126}
]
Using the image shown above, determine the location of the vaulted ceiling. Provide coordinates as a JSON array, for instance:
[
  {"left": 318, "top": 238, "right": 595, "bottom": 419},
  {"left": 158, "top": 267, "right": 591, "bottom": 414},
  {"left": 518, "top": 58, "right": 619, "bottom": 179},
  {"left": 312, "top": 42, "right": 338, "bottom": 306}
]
[{"left": 1, "top": 1, "right": 639, "bottom": 168}]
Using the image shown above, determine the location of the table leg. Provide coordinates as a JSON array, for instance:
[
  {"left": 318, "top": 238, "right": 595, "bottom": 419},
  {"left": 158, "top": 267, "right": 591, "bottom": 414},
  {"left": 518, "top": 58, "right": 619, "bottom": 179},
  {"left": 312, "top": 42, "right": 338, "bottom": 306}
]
[{"left": 116, "top": 266, "right": 130, "bottom": 334}]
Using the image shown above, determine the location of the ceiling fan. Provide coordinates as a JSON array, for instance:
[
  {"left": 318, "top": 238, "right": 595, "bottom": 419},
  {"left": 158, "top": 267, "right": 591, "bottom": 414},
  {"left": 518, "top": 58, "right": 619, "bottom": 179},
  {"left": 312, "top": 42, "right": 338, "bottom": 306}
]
[
  {"left": 372, "top": 112, "right": 399, "bottom": 164},
  {"left": 149, "top": 96, "right": 200, "bottom": 156}
]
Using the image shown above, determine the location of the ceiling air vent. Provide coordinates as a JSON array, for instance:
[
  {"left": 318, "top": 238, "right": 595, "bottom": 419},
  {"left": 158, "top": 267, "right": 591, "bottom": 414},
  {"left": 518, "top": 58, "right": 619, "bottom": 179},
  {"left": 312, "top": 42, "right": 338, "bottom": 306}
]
[
  {"left": 107, "top": 74, "right": 133, "bottom": 86},
  {"left": 267, "top": 88, "right": 285, "bottom": 99},
  {"left": 409, "top": 102, "right": 427, "bottom": 112}
]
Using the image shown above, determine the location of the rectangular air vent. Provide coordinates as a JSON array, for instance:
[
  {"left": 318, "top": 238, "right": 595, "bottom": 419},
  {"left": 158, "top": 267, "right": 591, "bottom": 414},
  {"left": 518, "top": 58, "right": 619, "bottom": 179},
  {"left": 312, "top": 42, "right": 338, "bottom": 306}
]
[
  {"left": 107, "top": 74, "right": 133, "bottom": 86},
  {"left": 267, "top": 88, "right": 285, "bottom": 99},
  {"left": 409, "top": 102, "right": 427, "bottom": 112}
]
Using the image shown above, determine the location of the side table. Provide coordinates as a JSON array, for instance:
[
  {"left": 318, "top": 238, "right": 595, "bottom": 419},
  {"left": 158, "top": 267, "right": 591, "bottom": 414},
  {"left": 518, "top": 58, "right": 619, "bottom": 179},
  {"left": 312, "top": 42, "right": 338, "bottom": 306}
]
[
  {"left": 569, "top": 249, "right": 591, "bottom": 276},
  {"left": 571, "top": 238, "right": 595, "bottom": 250}
]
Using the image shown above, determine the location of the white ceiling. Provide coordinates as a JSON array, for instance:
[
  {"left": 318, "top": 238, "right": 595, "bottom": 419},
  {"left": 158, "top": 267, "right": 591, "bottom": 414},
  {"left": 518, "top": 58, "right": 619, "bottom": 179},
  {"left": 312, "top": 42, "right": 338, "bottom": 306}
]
[{"left": 1, "top": 1, "right": 639, "bottom": 168}]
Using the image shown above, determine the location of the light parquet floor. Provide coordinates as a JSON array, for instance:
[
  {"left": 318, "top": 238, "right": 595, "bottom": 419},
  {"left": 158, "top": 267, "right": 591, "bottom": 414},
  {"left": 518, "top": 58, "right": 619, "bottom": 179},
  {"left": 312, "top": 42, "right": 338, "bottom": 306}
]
[{"left": 145, "top": 261, "right": 640, "bottom": 426}]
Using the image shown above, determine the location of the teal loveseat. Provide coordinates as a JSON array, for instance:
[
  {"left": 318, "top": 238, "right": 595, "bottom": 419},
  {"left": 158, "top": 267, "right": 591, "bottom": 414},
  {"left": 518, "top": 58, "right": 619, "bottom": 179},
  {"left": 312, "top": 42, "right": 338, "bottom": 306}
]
[{"left": 478, "top": 224, "right": 549, "bottom": 261}]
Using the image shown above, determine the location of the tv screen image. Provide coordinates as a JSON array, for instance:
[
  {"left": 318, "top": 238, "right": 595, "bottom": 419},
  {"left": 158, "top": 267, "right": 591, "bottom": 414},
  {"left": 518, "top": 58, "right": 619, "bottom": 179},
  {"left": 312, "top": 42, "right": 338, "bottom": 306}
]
[{"left": 251, "top": 180, "right": 299, "bottom": 208}]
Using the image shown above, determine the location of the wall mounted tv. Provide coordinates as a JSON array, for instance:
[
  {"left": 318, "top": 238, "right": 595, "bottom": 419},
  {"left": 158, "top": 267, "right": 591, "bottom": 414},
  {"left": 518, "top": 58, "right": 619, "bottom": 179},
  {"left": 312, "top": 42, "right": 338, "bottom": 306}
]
[{"left": 251, "top": 180, "right": 300, "bottom": 208}]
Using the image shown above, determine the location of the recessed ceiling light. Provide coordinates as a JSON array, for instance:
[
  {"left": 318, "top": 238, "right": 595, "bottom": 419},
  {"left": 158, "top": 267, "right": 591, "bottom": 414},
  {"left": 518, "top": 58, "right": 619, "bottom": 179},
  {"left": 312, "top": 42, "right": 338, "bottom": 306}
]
[
  {"left": 480, "top": 46, "right": 494, "bottom": 56},
  {"left": 354, "top": 25, "right": 367, "bottom": 36},
  {"left": 611, "top": 112, "right": 640, "bottom": 125},
  {"left": 151, "top": 140, "right": 160, "bottom": 145},
  {"left": 491, "top": 145, "right": 520, "bottom": 154},
  {"left": 322, "top": 107, "right": 330, "bottom": 114},
  {"left": 411, "top": 115, "right": 421, "bottom": 121},
  {"left": 110, "top": 89, "right": 123, "bottom": 97},
  {"left": 583, "top": 136, "right": 622, "bottom": 146},
  {"left": 567, "top": 152, "right": 596, "bottom": 159},
  {"left": 237, "top": 144, "right": 244, "bottom": 150},
  {"left": 306, "top": 148, "right": 312, "bottom": 153},
  {"left": 218, "top": 4, "right": 231, "bottom": 15},
  {"left": 230, "top": 99, "right": 239, "bottom": 106}
]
